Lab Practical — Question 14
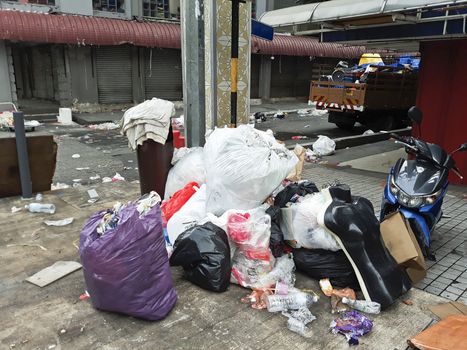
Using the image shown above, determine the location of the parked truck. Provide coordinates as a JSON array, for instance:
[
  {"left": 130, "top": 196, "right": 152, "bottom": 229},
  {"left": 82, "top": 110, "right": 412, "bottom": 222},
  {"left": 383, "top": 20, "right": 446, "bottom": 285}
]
[{"left": 309, "top": 68, "right": 418, "bottom": 131}]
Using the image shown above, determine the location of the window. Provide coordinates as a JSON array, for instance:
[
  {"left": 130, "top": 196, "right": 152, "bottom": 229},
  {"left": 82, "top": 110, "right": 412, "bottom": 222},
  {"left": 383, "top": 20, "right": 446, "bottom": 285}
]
[
  {"left": 143, "top": 0, "right": 170, "bottom": 19},
  {"left": 93, "top": 0, "right": 125, "bottom": 13},
  {"left": 8, "top": 0, "right": 56, "bottom": 4}
]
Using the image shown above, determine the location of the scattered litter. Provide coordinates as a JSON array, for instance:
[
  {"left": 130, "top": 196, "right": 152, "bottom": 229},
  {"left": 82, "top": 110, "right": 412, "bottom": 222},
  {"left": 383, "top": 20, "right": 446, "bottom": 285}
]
[
  {"left": 51, "top": 183, "right": 70, "bottom": 190},
  {"left": 7, "top": 243, "right": 47, "bottom": 251},
  {"left": 274, "top": 111, "right": 286, "bottom": 119},
  {"left": 76, "top": 167, "right": 90, "bottom": 171},
  {"left": 403, "top": 299, "right": 414, "bottom": 306},
  {"left": 48, "top": 345, "right": 56, "bottom": 350},
  {"left": 44, "top": 217, "right": 74, "bottom": 227},
  {"left": 128, "top": 160, "right": 134, "bottom": 163},
  {"left": 60, "top": 329, "right": 66, "bottom": 334},
  {"left": 73, "top": 179, "right": 82, "bottom": 183},
  {"left": 112, "top": 173, "right": 125, "bottom": 182},
  {"left": 89, "top": 175, "right": 101, "bottom": 181},
  {"left": 311, "top": 109, "right": 329, "bottom": 118},
  {"left": 25, "top": 203, "right": 56, "bottom": 214},
  {"left": 123, "top": 166, "right": 132, "bottom": 170},
  {"left": 297, "top": 109, "right": 311, "bottom": 116},
  {"left": 304, "top": 125, "right": 310, "bottom": 128},
  {"left": 79, "top": 290, "right": 90, "bottom": 301},
  {"left": 26, "top": 261, "right": 82, "bottom": 287},
  {"left": 363, "top": 129, "right": 374, "bottom": 135},
  {"left": 330, "top": 311, "right": 373, "bottom": 345},
  {"left": 35, "top": 193, "right": 43, "bottom": 202},
  {"left": 72, "top": 154, "right": 80, "bottom": 159},
  {"left": 102, "top": 177, "right": 112, "bottom": 183},
  {"left": 87, "top": 122, "right": 120, "bottom": 130},
  {"left": 266, "top": 291, "right": 317, "bottom": 312},
  {"left": 131, "top": 180, "right": 140, "bottom": 184},
  {"left": 291, "top": 136, "right": 308, "bottom": 140},
  {"left": 102, "top": 150, "right": 111, "bottom": 154},
  {"left": 342, "top": 297, "right": 381, "bottom": 314},
  {"left": 11, "top": 206, "right": 22, "bottom": 213},
  {"left": 312, "top": 135, "right": 336, "bottom": 156},
  {"left": 286, "top": 316, "right": 313, "bottom": 338},
  {"left": 253, "top": 112, "right": 267, "bottom": 123},
  {"left": 87, "top": 189, "right": 99, "bottom": 203},
  {"left": 320, "top": 278, "right": 334, "bottom": 297},
  {"left": 429, "top": 301, "right": 467, "bottom": 319},
  {"left": 73, "top": 183, "right": 82, "bottom": 188},
  {"left": 305, "top": 149, "right": 320, "bottom": 163}
]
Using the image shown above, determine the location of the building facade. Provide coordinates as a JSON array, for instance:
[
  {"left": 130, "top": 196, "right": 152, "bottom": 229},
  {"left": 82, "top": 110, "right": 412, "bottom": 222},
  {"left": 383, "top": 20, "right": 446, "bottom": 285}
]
[{"left": 0, "top": 0, "right": 362, "bottom": 113}]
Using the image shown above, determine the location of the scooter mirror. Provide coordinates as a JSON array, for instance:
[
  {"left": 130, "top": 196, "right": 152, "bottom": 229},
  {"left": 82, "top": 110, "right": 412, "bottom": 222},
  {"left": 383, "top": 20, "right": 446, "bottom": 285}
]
[
  {"left": 458, "top": 143, "right": 467, "bottom": 152},
  {"left": 408, "top": 106, "right": 423, "bottom": 125}
]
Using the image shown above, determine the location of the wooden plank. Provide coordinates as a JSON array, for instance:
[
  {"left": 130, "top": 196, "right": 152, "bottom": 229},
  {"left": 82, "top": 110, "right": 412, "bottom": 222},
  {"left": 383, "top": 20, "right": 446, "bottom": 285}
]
[{"left": 26, "top": 261, "right": 82, "bottom": 287}]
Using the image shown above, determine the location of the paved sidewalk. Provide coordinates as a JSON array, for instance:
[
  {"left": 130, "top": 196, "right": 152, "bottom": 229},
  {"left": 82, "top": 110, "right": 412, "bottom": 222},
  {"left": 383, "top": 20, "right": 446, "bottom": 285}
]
[{"left": 302, "top": 164, "right": 467, "bottom": 304}]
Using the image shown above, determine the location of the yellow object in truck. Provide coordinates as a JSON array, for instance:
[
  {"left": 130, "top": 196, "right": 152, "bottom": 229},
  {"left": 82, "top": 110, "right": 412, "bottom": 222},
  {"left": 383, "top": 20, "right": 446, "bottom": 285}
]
[{"left": 359, "top": 53, "right": 384, "bottom": 65}]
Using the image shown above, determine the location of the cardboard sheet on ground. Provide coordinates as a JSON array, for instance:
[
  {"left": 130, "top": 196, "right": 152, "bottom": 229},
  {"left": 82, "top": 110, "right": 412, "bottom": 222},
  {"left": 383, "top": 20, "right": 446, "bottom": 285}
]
[
  {"left": 429, "top": 301, "right": 467, "bottom": 319},
  {"left": 380, "top": 212, "right": 426, "bottom": 283},
  {"left": 26, "top": 261, "right": 82, "bottom": 287},
  {"left": 408, "top": 315, "right": 467, "bottom": 350}
]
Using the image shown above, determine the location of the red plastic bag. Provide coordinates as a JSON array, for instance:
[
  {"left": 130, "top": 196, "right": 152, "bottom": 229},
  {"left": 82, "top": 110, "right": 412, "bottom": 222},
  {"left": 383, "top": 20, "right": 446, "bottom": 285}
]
[{"left": 161, "top": 182, "right": 199, "bottom": 221}]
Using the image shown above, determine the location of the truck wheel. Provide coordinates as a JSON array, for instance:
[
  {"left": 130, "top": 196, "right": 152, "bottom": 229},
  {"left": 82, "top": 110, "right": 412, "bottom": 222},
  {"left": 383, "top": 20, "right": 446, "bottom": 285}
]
[
  {"left": 368, "top": 115, "right": 395, "bottom": 131},
  {"left": 335, "top": 121, "right": 355, "bottom": 130}
]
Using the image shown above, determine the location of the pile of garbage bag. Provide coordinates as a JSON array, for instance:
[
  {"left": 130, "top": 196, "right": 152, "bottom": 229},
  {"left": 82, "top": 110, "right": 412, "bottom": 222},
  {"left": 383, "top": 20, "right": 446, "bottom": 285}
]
[{"left": 79, "top": 120, "right": 413, "bottom": 342}]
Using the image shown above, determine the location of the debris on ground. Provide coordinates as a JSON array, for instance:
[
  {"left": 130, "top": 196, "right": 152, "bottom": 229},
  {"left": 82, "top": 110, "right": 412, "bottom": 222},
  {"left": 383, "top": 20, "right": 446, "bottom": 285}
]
[
  {"left": 87, "top": 122, "right": 120, "bottom": 130},
  {"left": 7, "top": 243, "right": 47, "bottom": 251},
  {"left": 273, "top": 111, "right": 286, "bottom": 119},
  {"left": 310, "top": 109, "right": 329, "bottom": 118},
  {"left": 330, "top": 311, "right": 373, "bottom": 345},
  {"left": 25, "top": 203, "right": 56, "bottom": 214},
  {"left": 363, "top": 129, "right": 374, "bottom": 135},
  {"left": 11, "top": 206, "right": 22, "bottom": 213},
  {"left": 291, "top": 136, "right": 308, "bottom": 140},
  {"left": 71, "top": 154, "right": 81, "bottom": 159},
  {"left": 44, "top": 217, "right": 74, "bottom": 226},
  {"left": 26, "top": 261, "right": 82, "bottom": 287},
  {"left": 51, "top": 183, "right": 70, "bottom": 190},
  {"left": 297, "top": 109, "right": 311, "bottom": 117},
  {"left": 312, "top": 135, "right": 336, "bottom": 156},
  {"left": 87, "top": 189, "right": 99, "bottom": 203},
  {"left": 111, "top": 173, "right": 125, "bottom": 182},
  {"left": 76, "top": 167, "right": 90, "bottom": 171}
]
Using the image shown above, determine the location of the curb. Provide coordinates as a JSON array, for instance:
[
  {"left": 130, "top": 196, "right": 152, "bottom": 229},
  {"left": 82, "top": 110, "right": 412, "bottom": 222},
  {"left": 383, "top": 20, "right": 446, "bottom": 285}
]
[{"left": 287, "top": 127, "right": 412, "bottom": 150}]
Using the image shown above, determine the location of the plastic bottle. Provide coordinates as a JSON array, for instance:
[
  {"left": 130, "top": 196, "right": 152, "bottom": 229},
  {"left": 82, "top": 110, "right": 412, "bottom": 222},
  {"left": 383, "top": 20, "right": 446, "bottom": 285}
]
[
  {"left": 287, "top": 317, "right": 312, "bottom": 338},
  {"left": 282, "top": 307, "right": 316, "bottom": 325},
  {"left": 266, "top": 292, "right": 318, "bottom": 312},
  {"left": 25, "top": 203, "right": 56, "bottom": 214},
  {"left": 341, "top": 297, "right": 381, "bottom": 314}
]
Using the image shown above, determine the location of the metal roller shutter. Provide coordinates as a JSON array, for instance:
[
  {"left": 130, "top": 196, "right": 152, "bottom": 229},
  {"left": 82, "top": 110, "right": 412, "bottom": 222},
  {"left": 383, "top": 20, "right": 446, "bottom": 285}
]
[
  {"left": 144, "top": 48, "right": 182, "bottom": 101},
  {"left": 250, "top": 54, "right": 261, "bottom": 98},
  {"left": 96, "top": 46, "right": 133, "bottom": 104},
  {"left": 270, "top": 55, "right": 298, "bottom": 98}
]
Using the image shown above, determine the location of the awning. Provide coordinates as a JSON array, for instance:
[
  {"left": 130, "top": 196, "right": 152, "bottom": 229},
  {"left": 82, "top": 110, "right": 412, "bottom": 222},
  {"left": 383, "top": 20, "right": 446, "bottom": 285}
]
[
  {"left": 0, "top": 10, "right": 366, "bottom": 58},
  {"left": 260, "top": 0, "right": 467, "bottom": 27},
  {"left": 0, "top": 10, "right": 181, "bottom": 48}
]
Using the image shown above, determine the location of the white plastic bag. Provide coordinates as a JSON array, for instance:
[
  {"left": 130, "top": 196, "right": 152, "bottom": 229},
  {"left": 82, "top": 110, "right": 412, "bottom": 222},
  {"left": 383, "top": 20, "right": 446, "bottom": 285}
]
[
  {"left": 166, "top": 185, "right": 207, "bottom": 245},
  {"left": 312, "top": 135, "right": 336, "bottom": 156},
  {"left": 281, "top": 193, "right": 341, "bottom": 251},
  {"left": 204, "top": 125, "right": 298, "bottom": 215},
  {"left": 165, "top": 147, "right": 205, "bottom": 199}
]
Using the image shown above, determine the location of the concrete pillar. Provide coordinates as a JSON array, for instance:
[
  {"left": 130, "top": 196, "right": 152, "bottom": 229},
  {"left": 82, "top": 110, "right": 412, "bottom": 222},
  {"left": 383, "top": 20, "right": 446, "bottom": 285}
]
[
  {"left": 51, "top": 46, "right": 72, "bottom": 106},
  {"left": 131, "top": 46, "right": 144, "bottom": 103},
  {"left": 0, "top": 41, "right": 14, "bottom": 103},
  {"left": 68, "top": 46, "right": 98, "bottom": 104},
  {"left": 258, "top": 55, "right": 271, "bottom": 100}
]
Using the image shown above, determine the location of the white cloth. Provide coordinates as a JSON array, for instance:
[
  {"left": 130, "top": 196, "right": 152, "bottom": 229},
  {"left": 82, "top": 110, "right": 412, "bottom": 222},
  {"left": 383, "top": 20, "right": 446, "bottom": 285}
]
[{"left": 121, "top": 98, "right": 175, "bottom": 150}]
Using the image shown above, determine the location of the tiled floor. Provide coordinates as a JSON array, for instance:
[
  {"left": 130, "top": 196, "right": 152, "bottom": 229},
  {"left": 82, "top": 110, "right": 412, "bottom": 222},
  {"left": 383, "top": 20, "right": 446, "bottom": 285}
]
[{"left": 302, "top": 164, "right": 467, "bottom": 303}]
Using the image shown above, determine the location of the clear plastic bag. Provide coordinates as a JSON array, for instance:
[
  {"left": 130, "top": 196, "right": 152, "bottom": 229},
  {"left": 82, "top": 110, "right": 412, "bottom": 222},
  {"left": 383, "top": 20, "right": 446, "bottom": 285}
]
[
  {"left": 312, "top": 135, "right": 336, "bottom": 156},
  {"left": 165, "top": 147, "right": 205, "bottom": 199},
  {"left": 283, "top": 193, "right": 341, "bottom": 251},
  {"left": 204, "top": 125, "right": 298, "bottom": 215}
]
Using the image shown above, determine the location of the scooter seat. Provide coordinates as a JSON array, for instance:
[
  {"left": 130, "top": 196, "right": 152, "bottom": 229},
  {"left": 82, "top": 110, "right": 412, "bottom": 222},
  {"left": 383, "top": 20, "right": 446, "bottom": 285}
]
[{"left": 319, "top": 185, "right": 412, "bottom": 310}]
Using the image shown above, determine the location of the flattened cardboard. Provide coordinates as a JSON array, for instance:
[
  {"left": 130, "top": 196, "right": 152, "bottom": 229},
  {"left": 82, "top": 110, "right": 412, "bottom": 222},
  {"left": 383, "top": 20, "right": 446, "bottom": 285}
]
[
  {"left": 26, "top": 261, "right": 82, "bottom": 287},
  {"left": 408, "top": 315, "right": 467, "bottom": 350},
  {"left": 429, "top": 302, "right": 467, "bottom": 319}
]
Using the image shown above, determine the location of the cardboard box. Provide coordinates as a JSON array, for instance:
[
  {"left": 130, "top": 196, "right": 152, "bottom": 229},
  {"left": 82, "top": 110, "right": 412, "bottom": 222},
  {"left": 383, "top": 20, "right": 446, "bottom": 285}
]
[
  {"left": 380, "top": 212, "right": 426, "bottom": 283},
  {"left": 429, "top": 302, "right": 467, "bottom": 320}
]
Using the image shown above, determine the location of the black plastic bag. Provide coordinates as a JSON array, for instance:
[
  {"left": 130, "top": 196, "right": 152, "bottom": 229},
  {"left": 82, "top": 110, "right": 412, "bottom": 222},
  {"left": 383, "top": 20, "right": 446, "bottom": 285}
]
[
  {"left": 293, "top": 248, "right": 359, "bottom": 289},
  {"left": 170, "top": 222, "right": 231, "bottom": 292},
  {"left": 266, "top": 206, "right": 287, "bottom": 258},
  {"left": 275, "top": 181, "right": 319, "bottom": 208}
]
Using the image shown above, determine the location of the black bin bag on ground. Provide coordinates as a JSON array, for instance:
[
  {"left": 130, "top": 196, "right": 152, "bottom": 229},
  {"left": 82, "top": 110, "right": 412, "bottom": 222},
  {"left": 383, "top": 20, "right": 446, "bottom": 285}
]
[
  {"left": 274, "top": 181, "right": 319, "bottom": 208},
  {"left": 293, "top": 248, "right": 359, "bottom": 289},
  {"left": 170, "top": 222, "right": 231, "bottom": 292},
  {"left": 321, "top": 184, "right": 412, "bottom": 310},
  {"left": 266, "top": 206, "right": 286, "bottom": 258}
]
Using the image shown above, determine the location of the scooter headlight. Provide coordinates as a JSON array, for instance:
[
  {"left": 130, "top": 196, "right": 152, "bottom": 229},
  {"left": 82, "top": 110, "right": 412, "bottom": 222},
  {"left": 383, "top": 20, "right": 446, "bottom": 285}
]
[{"left": 390, "top": 177, "right": 399, "bottom": 196}]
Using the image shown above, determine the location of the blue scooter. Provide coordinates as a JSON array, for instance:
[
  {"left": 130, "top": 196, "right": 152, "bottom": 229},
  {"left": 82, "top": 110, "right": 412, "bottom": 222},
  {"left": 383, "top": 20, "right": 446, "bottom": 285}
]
[{"left": 380, "top": 107, "right": 466, "bottom": 260}]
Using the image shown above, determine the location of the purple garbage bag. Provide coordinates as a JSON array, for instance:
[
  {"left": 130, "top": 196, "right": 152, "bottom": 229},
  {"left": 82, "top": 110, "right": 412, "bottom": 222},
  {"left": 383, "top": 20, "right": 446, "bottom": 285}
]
[
  {"left": 330, "top": 310, "right": 373, "bottom": 345},
  {"left": 80, "top": 202, "right": 177, "bottom": 321}
]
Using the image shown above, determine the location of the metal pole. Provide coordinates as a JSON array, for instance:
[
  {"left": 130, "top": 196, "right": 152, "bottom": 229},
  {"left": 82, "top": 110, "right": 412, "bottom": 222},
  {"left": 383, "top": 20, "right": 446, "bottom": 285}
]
[
  {"left": 230, "top": 0, "right": 240, "bottom": 128},
  {"left": 210, "top": 0, "right": 218, "bottom": 127},
  {"left": 181, "top": 0, "right": 206, "bottom": 147},
  {"left": 13, "top": 111, "right": 32, "bottom": 199}
]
